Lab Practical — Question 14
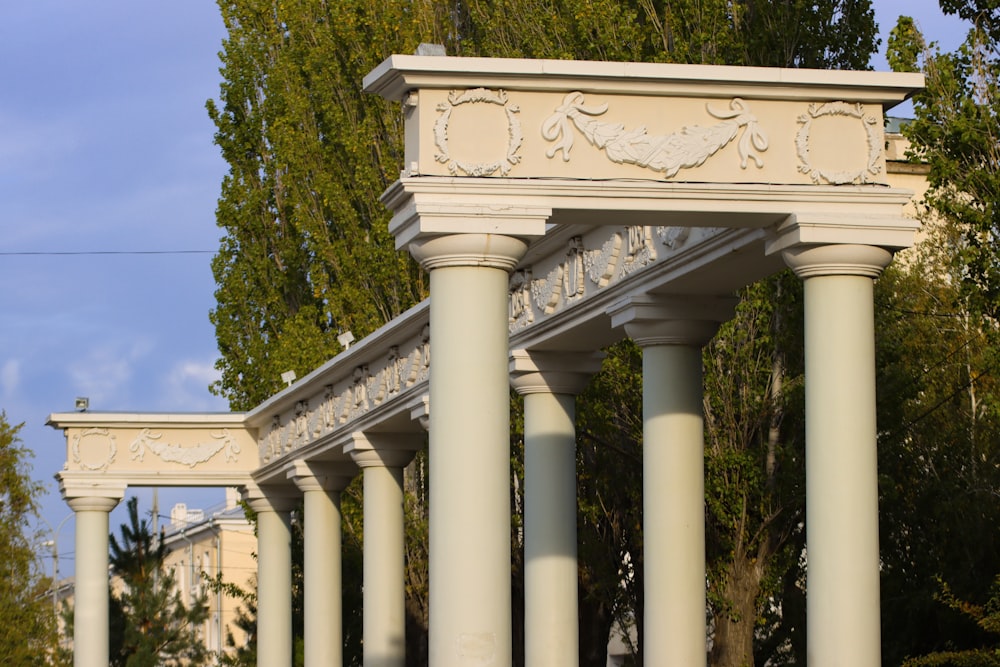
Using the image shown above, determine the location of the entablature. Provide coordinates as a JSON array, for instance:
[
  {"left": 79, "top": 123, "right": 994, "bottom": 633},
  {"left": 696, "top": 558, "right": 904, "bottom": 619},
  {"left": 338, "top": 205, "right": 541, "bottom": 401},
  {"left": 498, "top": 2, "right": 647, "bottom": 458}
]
[{"left": 366, "top": 55, "right": 923, "bottom": 190}]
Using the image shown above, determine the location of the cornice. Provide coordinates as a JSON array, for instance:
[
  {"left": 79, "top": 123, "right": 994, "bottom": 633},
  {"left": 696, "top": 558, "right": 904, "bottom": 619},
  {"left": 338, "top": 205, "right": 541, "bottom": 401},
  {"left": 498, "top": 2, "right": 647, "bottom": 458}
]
[{"left": 364, "top": 55, "right": 923, "bottom": 108}]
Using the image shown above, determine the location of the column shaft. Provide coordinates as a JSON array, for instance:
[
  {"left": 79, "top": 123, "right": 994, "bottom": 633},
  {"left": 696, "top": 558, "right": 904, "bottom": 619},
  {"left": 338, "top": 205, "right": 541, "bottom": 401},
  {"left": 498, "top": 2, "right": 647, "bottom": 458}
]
[
  {"left": 256, "top": 505, "right": 294, "bottom": 667},
  {"left": 72, "top": 502, "right": 115, "bottom": 667},
  {"left": 803, "top": 273, "right": 881, "bottom": 666},
  {"left": 363, "top": 464, "right": 407, "bottom": 666},
  {"left": 302, "top": 487, "right": 343, "bottom": 667},
  {"left": 428, "top": 262, "right": 513, "bottom": 666},
  {"left": 523, "top": 391, "right": 578, "bottom": 667},
  {"left": 642, "top": 344, "right": 707, "bottom": 667}
]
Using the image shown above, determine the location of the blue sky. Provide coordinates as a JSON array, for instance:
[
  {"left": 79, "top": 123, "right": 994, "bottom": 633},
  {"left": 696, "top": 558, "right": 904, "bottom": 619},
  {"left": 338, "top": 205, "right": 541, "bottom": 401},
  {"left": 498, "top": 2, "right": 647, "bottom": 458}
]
[{"left": 0, "top": 1, "right": 972, "bottom": 579}]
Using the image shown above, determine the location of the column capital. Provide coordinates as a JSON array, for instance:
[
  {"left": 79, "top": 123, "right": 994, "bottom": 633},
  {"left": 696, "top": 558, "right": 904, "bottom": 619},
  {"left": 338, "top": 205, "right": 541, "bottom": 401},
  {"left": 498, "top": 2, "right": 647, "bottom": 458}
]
[
  {"left": 409, "top": 233, "right": 529, "bottom": 272},
  {"left": 509, "top": 349, "right": 605, "bottom": 395},
  {"left": 382, "top": 188, "right": 550, "bottom": 249},
  {"left": 346, "top": 431, "right": 423, "bottom": 468},
  {"left": 608, "top": 294, "right": 737, "bottom": 347},
  {"left": 782, "top": 243, "right": 893, "bottom": 279},
  {"left": 287, "top": 460, "right": 357, "bottom": 493},
  {"left": 67, "top": 496, "right": 121, "bottom": 513},
  {"left": 57, "top": 471, "right": 126, "bottom": 508},
  {"left": 241, "top": 482, "right": 300, "bottom": 513}
]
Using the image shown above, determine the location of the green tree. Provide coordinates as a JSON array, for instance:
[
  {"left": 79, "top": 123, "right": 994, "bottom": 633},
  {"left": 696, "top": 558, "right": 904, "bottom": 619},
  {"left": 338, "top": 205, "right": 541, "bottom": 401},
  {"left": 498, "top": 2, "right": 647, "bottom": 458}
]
[
  {"left": 107, "top": 497, "right": 210, "bottom": 667},
  {"left": 0, "top": 412, "right": 57, "bottom": 664},
  {"left": 206, "top": 2, "right": 880, "bottom": 665},
  {"left": 876, "top": 251, "right": 1000, "bottom": 664},
  {"left": 902, "top": 576, "right": 1000, "bottom": 667},
  {"left": 889, "top": 2, "right": 1000, "bottom": 323}
]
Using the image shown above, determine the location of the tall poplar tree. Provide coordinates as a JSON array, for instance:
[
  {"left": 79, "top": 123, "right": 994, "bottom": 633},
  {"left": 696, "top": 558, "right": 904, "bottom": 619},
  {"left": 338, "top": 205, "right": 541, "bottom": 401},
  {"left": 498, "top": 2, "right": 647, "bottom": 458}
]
[{"left": 206, "top": 2, "right": 879, "bottom": 665}]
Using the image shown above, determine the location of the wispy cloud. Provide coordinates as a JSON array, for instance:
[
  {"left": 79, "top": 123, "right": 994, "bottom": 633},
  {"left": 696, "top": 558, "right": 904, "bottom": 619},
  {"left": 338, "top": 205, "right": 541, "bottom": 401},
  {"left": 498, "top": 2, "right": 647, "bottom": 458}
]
[
  {"left": 1, "top": 359, "right": 20, "bottom": 398},
  {"left": 159, "top": 358, "right": 227, "bottom": 412},
  {"left": 67, "top": 339, "right": 153, "bottom": 408}
]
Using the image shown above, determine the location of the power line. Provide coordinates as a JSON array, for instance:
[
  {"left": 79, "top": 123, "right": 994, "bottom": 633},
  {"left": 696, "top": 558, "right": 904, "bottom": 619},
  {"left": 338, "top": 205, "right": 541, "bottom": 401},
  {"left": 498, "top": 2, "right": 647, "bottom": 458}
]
[{"left": 0, "top": 250, "right": 214, "bottom": 256}]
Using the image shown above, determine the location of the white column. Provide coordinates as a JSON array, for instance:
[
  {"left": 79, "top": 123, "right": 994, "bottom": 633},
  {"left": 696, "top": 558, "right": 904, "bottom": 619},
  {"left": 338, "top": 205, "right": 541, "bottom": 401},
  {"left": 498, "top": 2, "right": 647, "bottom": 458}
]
[
  {"left": 409, "top": 233, "right": 529, "bottom": 667},
  {"left": 509, "top": 350, "right": 604, "bottom": 667},
  {"left": 784, "top": 244, "right": 892, "bottom": 667},
  {"left": 244, "top": 486, "right": 299, "bottom": 667},
  {"left": 349, "top": 435, "right": 421, "bottom": 667},
  {"left": 610, "top": 295, "right": 735, "bottom": 667},
  {"left": 66, "top": 494, "right": 122, "bottom": 667},
  {"left": 289, "top": 462, "right": 357, "bottom": 667}
]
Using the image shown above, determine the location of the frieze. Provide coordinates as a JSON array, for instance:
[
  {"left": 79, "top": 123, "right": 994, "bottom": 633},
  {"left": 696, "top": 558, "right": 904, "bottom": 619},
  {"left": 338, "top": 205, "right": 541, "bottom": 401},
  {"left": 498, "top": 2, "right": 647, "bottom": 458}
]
[
  {"left": 257, "top": 325, "right": 431, "bottom": 463},
  {"left": 129, "top": 428, "right": 241, "bottom": 468},
  {"left": 510, "top": 225, "right": 729, "bottom": 334},
  {"left": 542, "top": 93, "right": 769, "bottom": 178}
]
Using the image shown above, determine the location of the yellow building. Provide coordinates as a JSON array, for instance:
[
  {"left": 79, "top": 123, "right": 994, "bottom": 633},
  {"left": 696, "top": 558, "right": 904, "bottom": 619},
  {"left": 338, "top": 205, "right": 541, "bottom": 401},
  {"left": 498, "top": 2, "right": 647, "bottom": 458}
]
[{"left": 160, "top": 490, "right": 258, "bottom": 661}]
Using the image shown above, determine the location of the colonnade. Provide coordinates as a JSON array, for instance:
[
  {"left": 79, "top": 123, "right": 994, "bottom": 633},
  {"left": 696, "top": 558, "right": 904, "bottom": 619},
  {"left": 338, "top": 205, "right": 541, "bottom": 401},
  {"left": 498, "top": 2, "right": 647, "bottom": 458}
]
[{"left": 60, "top": 234, "right": 889, "bottom": 667}]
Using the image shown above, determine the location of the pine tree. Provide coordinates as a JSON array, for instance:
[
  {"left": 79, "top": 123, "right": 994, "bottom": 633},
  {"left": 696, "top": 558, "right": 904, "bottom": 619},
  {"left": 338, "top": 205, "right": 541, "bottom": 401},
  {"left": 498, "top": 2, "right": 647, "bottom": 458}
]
[{"left": 108, "top": 497, "right": 210, "bottom": 667}]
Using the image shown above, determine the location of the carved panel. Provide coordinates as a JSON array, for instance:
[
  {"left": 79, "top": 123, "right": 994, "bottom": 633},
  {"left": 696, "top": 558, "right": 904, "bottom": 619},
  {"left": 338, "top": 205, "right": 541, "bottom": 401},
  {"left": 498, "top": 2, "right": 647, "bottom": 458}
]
[
  {"left": 542, "top": 93, "right": 769, "bottom": 178},
  {"left": 257, "top": 320, "right": 431, "bottom": 463},
  {"left": 796, "top": 101, "right": 882, "bottom": 184},
  {"left": 71, "top": 427, "right": 117, "bottom": 471},
  {"left": 129, "top": 428, "right": 241, "bottom": 468},
  {"left": 434, "top": 88, "right": 522, "bottom": 176}
]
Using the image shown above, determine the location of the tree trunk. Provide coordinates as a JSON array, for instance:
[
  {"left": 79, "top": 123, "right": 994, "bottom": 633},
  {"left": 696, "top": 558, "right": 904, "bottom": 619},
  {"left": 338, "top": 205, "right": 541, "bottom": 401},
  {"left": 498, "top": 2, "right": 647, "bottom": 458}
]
[{"left": 710, "top": 551, "right": 764, "bottom": 667}]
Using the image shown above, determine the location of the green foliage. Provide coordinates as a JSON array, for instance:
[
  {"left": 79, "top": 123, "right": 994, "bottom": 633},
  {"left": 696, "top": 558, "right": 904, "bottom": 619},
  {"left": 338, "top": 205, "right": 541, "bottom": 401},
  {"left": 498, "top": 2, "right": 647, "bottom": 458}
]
[
  {"left": 875, "top": 215, "right": 1000, "bottom": 665},
  {"left": 208, "top": 0, "right": 431, "bottom": 410},
  {"left": 898, "top": 12, "right": 1000, "bottom": 323},
  {"left": 207, "top": 2, "right": 880, "bottom": 665},
  {"left": 888, "top": 16, "right": 927, "bottom": 72},
  {"left": 460, "top": 0, "right": 878, "bottom": 69},
  {"left": 108, "top": 497, "right": 210, "bottom": 667},
  {"left": 0, "top": 413, "right": 58, "bottom": 664},
  {"left": 901, "top": 577, "right": 1000, "bottom": 667}
]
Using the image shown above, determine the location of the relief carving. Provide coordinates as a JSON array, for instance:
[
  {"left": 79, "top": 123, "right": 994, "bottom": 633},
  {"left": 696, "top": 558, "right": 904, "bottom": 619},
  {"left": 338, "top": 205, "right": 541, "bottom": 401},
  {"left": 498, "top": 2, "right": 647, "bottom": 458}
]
[
  {"left": 584, "top": 232, "right": 623, "bottom": 288},
  {"left": 351, "top": 366, "right": 370, "bottom": 419},
  {"left": 542, "top": 93, "right": 768, "bottom": 177},
  {"left": 564, "top": 237, "right": 586, "bottom": 301},
  {"left": 509, "top": 270, "right": 534, "bottom": 332},
  {"left": 657, "top": 226, "right": 692, "bottom": 249},
  {"left": 434, "top": 88, "right": 523, "bottom": 176},
  {"left": 531, "top": 263, "right": 564, "bottom": 314},
  {"left": 72, "top": 427, "right": 117, "bottom": 471},
  {"left": 796, "top": 101, "right": 882, "bottom": 184},
  {"left": 294, "top": 400, "right": 309, "bottom": 448},
  {"left": 621, "top": 225, "right": 656, "bottom": 277},
  {"left": 129, "top": 428, "right": 241, "bottom": 468}
]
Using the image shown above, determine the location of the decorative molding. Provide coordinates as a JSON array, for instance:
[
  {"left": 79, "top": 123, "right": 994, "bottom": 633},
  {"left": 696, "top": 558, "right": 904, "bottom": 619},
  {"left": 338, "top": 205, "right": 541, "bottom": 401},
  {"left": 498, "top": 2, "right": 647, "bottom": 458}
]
[
  {"left": 657, "top": 226, "right": 691, "bottom": 249},
  {"left": 71, "top": 427, "right": 117, "bottom": 471},
  {"left": 509, "top": 270, "right": 534, "bottom": 332},
  {"left": 542, "top": 93, "right": 768, "bottom": 177},
  {"left": 531, "top": 263, "right": 564, "bottom": 314},
  {"left": 507, "top": 225, "right": 740, "bottom": 335},
  {"left": 584, "top": 232, "right": 623, "bottom": 288},
  {"left": 128, "top": 428, "right": 241, "bottom": 468},
  {"left": 563, "top": 237, "right": 586, "bottom": 301},
  {"left": 796, "top": 101, "right": 882, "bottom": 184},
  {"left": 434, "top": 88, "right": 522, "bottom": 176},
  {"left": 256, "top": 328, "right": 431, "bottom": 463},
  {"left": 621, "top": 225, "right": 657, "bottom": 277}
]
